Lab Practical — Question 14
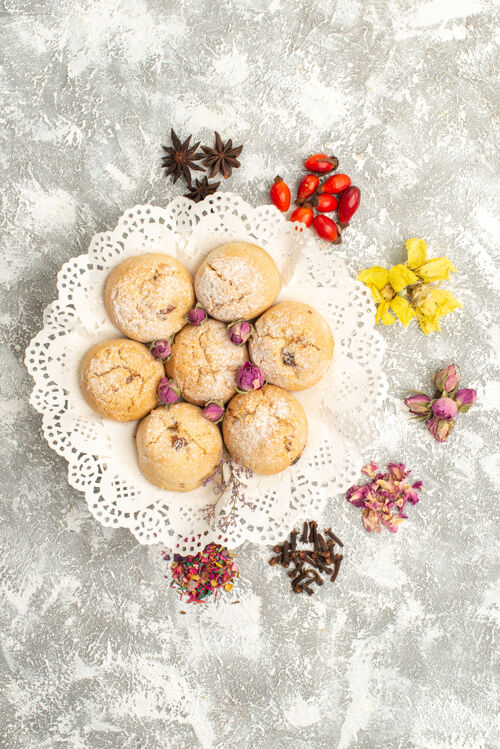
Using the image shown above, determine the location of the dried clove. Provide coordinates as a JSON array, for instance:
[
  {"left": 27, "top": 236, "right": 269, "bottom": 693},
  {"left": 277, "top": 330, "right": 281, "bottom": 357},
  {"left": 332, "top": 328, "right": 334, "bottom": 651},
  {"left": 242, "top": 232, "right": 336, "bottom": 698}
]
[
  {"left": 325, "top": 528, "right": 344, "bottom": 547},
  {"left": 309, "top": 520, "right": 318, "bottom": 547},
  {"left": 300, "top": 521, "right": 309, "bottom": 544},
  {"left": 303, "top": 553, "right": 319, "bottom": 569},
  {"left": 301, "top": 581, "right": 315, "bottom": 596},
  {"left": 318, "top": 533, "right": 329, "bottom": 554},
  {"left": 309, "top": 569, "right": 324, "bottom": 586},
  {"left": 331, "top": 557, "right": 342, "bottom": 584},
  {"left": 291, "top": 570, "right": 310, "bottom": 589},
  {"left": 290, "top": 529, "right": 298, "bottom": 553},
  {"left": 282, "top": 540, "right": 291, "bottom": 567}
]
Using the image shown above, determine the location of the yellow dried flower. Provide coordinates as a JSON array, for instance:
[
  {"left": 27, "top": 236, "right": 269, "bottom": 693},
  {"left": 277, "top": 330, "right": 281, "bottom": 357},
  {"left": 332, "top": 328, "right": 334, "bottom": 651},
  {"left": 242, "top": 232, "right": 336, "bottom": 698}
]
[
  {"left": 358, "top": 238, "right": 462, "bottom": 334},
  {"left": 358, "top": 265, "right": 417, "bottom": 327}
]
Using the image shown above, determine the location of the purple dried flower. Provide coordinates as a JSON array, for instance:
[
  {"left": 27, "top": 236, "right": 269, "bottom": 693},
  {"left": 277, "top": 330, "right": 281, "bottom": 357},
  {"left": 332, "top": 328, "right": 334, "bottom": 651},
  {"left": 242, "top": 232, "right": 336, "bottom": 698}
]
[
  {"left": 236, "top": 361, "right": 265, "bottom": 392},
  {"left": 387, "top": 463, "right": 408, "bottom": 481},
  {"left": 150, "top": 339, "right": 172, "bottom": 360},
  {"left": 454, "top": 388, "right": 477, "bottom": 413},
  {"left": 228, "top": 320, "right": 253, "bottom": 346},
  {"left": 346, "top": 484, "right": 368, "bottom": 507},
  {"left": 432, "top": 396, "right": 458, "bottom": 421},
  {"left": 427, "top": 415, "right": 455, "bottom": 443},
  {"left": 158, "top": 377, "right": 180, "bottom": 406},
  {"left": 202, "top": 401, "right": 225, "bottom": 423},
  {"left": 433, "top": 364, "right": 460, "bottom": 394},
  {"left": 187, "top": 305, "right": 207, "bottom": 325},
  {"left": 404, "top": 394, "right": 432, "bottom": 416}
]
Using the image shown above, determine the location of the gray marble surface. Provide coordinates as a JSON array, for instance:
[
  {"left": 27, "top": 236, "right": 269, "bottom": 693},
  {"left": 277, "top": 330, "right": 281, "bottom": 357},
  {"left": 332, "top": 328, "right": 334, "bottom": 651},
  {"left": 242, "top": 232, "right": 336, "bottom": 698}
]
[{"left": 1, "top": 1, "right": 499, "bottom": 747}]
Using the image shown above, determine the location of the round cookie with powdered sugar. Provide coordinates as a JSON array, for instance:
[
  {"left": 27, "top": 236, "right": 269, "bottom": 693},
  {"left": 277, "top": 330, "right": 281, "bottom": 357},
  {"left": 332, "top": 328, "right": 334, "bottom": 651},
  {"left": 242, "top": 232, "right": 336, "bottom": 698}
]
[
  {"left": 105, "top": 253, "right": 194, "bottom": 343},
  {"left": 136, "top": 403, "right": 223, "bottom": 492},
  {"left": 80, "top": 338, "right": 164, "bottom": 422},
  {"left": 194, "top": 242, "right": 281, "bottom": 323},
  {"left": 249, "top": 302, "right": 334, "bottom": 391},
  {"left": 165, "top": 318, "right": 247, "bottom": 406},
  {"left": 222, "top": 385, "right": 308, "bottom": 475}
]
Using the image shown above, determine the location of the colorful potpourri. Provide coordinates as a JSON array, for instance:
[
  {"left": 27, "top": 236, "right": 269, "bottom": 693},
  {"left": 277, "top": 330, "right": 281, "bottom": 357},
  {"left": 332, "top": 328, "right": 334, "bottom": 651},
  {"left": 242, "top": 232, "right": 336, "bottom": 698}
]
[
  {"left": 164, "top": 543, "right": 239, "bottom": 604},
  {"left": 346, "top": 462, "right": 423, "bottom": 533}
]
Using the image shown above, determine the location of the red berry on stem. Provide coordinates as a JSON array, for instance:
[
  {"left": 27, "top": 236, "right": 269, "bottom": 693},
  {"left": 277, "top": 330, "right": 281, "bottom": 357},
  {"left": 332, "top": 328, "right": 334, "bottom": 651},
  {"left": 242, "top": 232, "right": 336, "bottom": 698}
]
[
  {"left": 303, "top": 153, "right": 339, "bottom": 174},
  {"left": 270, "top": 175, "right": 291, "bottom": 212},
  {"left": 338, "top": 186, "right": 361, "bottom": 224},
  {"left": 321, "top": 173, "right": 351, "bottom": 194},
  {"left": 296, "top": 174, "right": 319, "bottom": 204},
  {"left": 312, "top": 214, "right": 340, "bottom": 242},
  {"left": 315, "top": 193, "right": 338, "bottom": 212},
  {"left": 290, "top": 205, "right": 314, "bottom": 227}
]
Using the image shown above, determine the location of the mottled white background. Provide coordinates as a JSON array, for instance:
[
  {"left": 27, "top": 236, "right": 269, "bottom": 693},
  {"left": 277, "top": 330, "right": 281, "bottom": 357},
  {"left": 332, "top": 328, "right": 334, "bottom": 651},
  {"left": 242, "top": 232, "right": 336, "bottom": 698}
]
[{"left": 1, "top": 0, "right": 499, "bottom": 747}]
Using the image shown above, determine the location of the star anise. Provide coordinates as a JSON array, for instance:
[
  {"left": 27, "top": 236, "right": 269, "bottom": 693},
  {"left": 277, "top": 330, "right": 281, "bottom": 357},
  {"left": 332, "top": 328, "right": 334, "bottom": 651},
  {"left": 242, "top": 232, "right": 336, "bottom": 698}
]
[
  {"left": 201, "top": 132, "right": 243, "bottom": 179},
  {"left": 161, "top": 129, "right": 204, "bottom": 186},
  {"left": 184, "top": 176, "right": 220, "bottom": 203}
]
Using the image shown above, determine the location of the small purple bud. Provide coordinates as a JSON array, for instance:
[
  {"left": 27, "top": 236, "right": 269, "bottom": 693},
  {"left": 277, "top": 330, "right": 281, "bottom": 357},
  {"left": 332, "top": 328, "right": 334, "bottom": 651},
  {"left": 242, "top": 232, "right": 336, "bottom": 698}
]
[
  {"left": 433, "top": 364, "right": 460, "bottom": 394},
  {"left": 236, "top": 361, "right": 265, "bottom": 392},
  {"left": 202, "top": 401, "right": 225, "bottom": 423},
  {"left": 427, "top": 415, "right": 455, "bottom": 443},
  {"left": 432, "top": 396, "right": 458, "bottom": 421},
  {"left": 158, "top": 377, "right": 180, "bottom": 406},
  {"left": 187, "top": 305, "right": 207, "bottom": 325},
  {"left": 454, "top": 388, "right": 477, "bottom": 413},
  {"left": 404, "top": 394, "right": 432, "bottom": 416},
  {"left": 150, "top": 339, "right": 172, "bottom": 360},
  {"left": 228, "top": 320, "right": 252, "bottom": 346}
]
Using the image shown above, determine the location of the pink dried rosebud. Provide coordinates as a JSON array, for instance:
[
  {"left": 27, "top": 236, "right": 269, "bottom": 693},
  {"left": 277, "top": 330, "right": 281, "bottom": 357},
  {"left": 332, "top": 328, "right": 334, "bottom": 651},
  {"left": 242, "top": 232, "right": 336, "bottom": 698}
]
[
  {"left": 228, "top": 320, "right": 253, "bottom": 346},
  {"left": 454, "top": 388, "right": 477, "bottom": 413},
  {"left": 432, "top": 397, "right": 458, "bottom": 421},
  {"left": 158, "top": 377, "right": 180, "bottom": 406},
  {"left": 187, "top": 305, "right": 207, "bottom": 325},
  {"left": 404, "top": 394, "right": 432, "bottom": 416},
  {"left": 428, "top": 415, "right": 455, "bottom": 443},
  {"left": 236, "top": 361, "right": 265, "bottom": 392},
  {"left": 150, "top": 339, "right": 172, "bottom": 360},
  {"left": 433, "top": 364, "right": 460, "bottom": 394},
  {"left": 202, "top": 401, "right": 225, "bottom": 423}
]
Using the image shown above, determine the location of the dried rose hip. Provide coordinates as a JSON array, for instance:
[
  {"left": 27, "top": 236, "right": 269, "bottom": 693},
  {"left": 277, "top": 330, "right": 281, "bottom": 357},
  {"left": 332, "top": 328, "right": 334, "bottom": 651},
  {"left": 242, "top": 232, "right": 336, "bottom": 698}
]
[
  {"left": 315, "top": 193, "right": 338, "bottom": 212},
  {"left": 296, "top": 174, "right": 319, "bottom": 204},
  {"left": 303, "top": 153, "right": 339, "bottom": 174},
  {"left": 290, "top": 205, "right": 313, "bottom": 227},
  {"left": 338, "top": 186, "right": 360, "bottom": 224},
  {"left": 321, "top": 173, "right": 351, "bottom": 194},
  {"left": 312, "top": 214, "right": 340, "bottom": 242},
  {"left": 270, "top": 175, "right": 291, "bottom": 212}
]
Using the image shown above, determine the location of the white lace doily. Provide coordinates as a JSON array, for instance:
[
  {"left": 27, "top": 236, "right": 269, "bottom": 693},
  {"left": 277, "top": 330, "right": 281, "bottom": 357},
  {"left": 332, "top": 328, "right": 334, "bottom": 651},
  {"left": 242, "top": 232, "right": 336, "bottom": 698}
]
[{"left": 25, "top": 194, "right": 387, "bottom": 552}]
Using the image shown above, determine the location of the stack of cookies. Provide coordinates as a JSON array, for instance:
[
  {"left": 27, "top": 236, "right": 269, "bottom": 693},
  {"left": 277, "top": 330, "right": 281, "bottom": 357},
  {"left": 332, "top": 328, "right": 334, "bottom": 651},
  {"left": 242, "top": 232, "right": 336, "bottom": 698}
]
[{"left": 80, "top": 242, "right": 334, "bottom": 493}]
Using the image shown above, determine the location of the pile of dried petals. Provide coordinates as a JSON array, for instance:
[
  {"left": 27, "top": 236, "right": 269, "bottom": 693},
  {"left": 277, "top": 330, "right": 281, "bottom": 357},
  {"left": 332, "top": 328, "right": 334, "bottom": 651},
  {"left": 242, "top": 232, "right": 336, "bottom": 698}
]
[
  {"left": 405, "top": 363, "right": 477, "bottom": 443},
  {"left": 358, "top": 238, "right": 462, "bottom": 334},
  {"left": 346, "top": 462, "right": 423, "bottom": 533},
  {"left": 165, "top": 543, "right": 239, "bottom": 603}
]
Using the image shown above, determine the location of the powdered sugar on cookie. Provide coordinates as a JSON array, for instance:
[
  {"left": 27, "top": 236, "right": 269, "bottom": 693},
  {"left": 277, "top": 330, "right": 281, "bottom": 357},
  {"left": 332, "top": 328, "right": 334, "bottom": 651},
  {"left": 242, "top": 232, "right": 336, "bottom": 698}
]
[{"left": 166, "top": 318, "right": 247, "bottom": 405}]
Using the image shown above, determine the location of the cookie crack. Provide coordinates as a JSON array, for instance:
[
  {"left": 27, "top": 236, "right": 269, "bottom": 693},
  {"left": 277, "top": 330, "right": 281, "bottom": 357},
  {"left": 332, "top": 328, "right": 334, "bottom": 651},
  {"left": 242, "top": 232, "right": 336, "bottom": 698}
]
[{"left": 205, "top": 264, "right": 253, "bottom": 308}]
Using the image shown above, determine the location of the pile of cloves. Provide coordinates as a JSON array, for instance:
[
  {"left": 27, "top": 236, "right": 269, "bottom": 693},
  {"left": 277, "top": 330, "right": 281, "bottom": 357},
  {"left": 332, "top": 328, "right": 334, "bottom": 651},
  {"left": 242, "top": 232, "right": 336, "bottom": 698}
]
[{"left": 269, "top": 521, "right": 344, "bottom": 596}]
